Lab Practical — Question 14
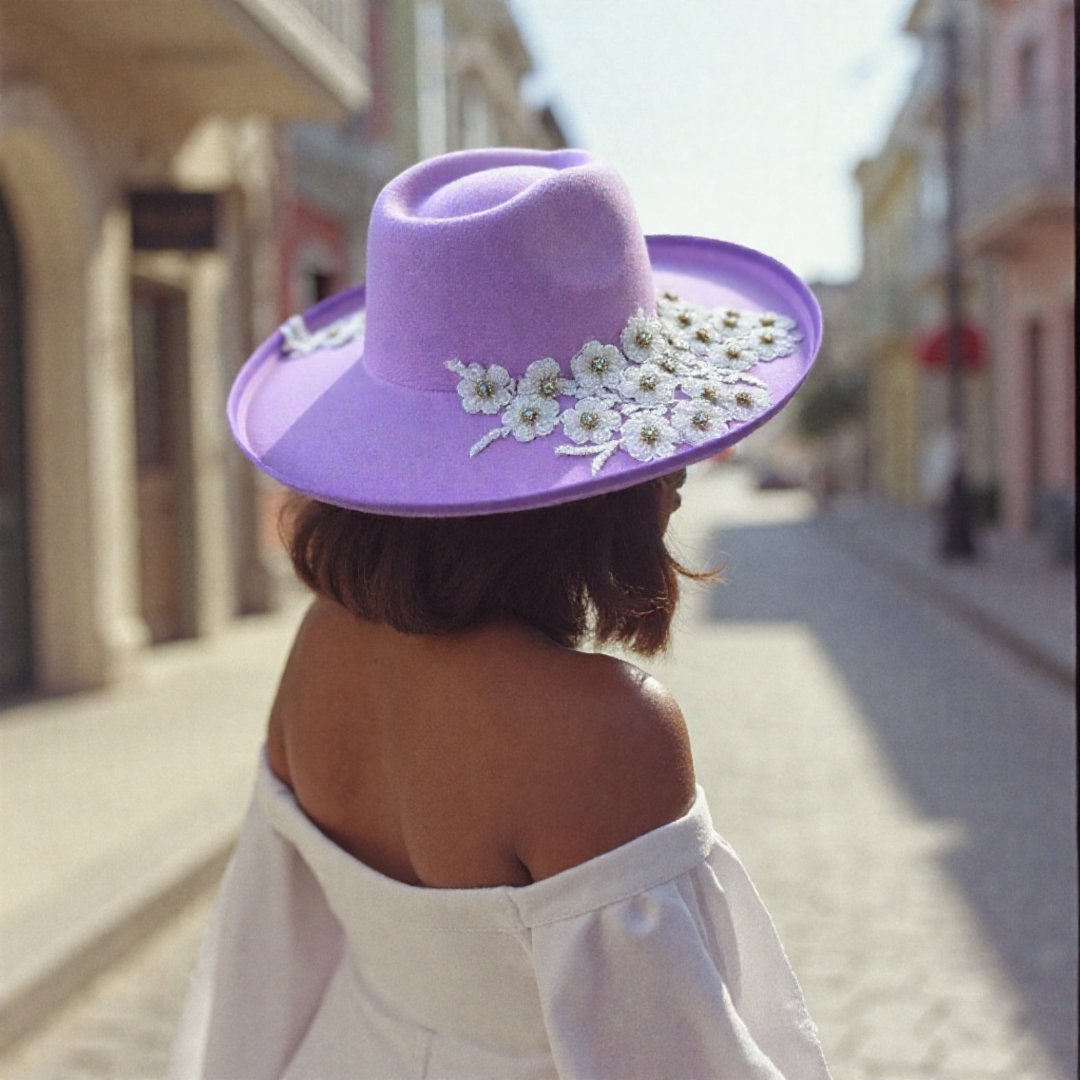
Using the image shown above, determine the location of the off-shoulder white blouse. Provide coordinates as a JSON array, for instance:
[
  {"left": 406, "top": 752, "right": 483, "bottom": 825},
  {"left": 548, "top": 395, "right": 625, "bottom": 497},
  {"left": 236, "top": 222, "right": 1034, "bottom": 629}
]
[{"left": 171, "top": 752, "right": 831, "bottom": 1079}]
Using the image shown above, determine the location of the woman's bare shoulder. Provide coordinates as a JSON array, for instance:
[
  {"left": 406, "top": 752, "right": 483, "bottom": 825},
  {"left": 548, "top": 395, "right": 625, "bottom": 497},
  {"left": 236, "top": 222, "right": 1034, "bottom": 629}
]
[{"left": 498, "top": 644, "right": 698, "bottom": 882}]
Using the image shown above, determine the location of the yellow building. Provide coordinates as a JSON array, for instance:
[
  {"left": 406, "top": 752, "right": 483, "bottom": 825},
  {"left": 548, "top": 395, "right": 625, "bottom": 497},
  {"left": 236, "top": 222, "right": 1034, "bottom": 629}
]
[
  {"left": 854, "top": 0, "right": 994, "bottom": 513},
  {"left": 0, "top": 1, "right": 369, "bottom": 696},
  {"left": 854, "top": 113, "right": 922, "bottom": 505}
]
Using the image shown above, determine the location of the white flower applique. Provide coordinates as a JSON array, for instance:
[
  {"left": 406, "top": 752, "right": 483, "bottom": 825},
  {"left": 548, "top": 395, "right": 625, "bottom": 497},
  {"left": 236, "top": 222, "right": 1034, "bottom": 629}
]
[
  {"left": 518, "top": 357, "right": 573, "bottom": 400},
  {"left": 618, "top": 362, "right": 677, "bottom": 408},
  {"left": 715, "top": 382, "right": 774, "bottom": 423},
  {"left": 712, "top": 336, "right": 760, "bottom": 373},
  {"left": 570, "top": 341, "right": 626, "bottom": 395},
  {"left": 714, "top": 307, "right": 752, "bottom": 335},
  {"left": 562, "top": 398, "right": 621, "bottom": 445},
  {"left": 621, "top": 412, "right": 679, "bottom": 462},
  {"left": 446, "top": 360, "right": 514, "bottom": 415},
  {"left": 504, "top": 394, "right": 560, "bottom": 442},
  {"left": 444, "top": 291, "right": 798, "bottom": 474},
  {"left": 620, "top": 310, "right": 668, "bottom": 365},
  {"left": 746, "top": 321, "right": 803, "bottom": 361},
  {"left": 280, "top": 310, "right": 366, "bottom": 356},
  {"left": 671, "top": 399, "right": 725, "bottom": 446}
]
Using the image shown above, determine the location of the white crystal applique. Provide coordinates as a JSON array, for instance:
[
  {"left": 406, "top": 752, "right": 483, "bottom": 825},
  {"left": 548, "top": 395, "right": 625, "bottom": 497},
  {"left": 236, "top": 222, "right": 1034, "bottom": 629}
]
[
  {"left": 562, "top": 397, "right": 621, "bottom": 445},
  {"left": 518, "top": 358, "right": 573, "bottom": 400},
  {"left": 446, "top": 293, "right": 802, "bottom": 474},
  {"left": 446, "top": 360, "right": 514, "bottom": 415},
  {"left": 280, "top": 310, "right": 366, "bottom": 356},
  {"left": 504, "top": 393, "right": 560, "bottom": 441},
  {"left": 671, "top": 399, "right": 724, "bottom": 446},
  {"left": 746, "top": 323, "right": 803, "bottom": 361},
  {"left": 620, "top": 311, "right": 669, "bottom": 365},
  {"left": 621, "top": 412, "right": 679, "bottom": 462},
  {"left": 618, "top": 362, "right": 678, "bottom": 408},
  {"left": 570, "top": 341, "right": 626, "bottom": 394}
]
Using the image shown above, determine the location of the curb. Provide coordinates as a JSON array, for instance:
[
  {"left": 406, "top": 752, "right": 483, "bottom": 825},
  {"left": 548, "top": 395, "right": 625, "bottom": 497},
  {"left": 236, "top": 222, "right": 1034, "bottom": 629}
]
[
  {"left": 0, "top": 822, "right": 235, "bottom": 1054},
  {"left": 820, "top": 514, "right": 1075, "bottom": 692}
]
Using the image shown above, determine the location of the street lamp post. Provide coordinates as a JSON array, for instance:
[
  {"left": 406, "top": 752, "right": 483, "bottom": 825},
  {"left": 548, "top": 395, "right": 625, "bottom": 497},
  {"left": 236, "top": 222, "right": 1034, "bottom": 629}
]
[{"left": 940, "top": 7, "right": 977, "bottom": 559}]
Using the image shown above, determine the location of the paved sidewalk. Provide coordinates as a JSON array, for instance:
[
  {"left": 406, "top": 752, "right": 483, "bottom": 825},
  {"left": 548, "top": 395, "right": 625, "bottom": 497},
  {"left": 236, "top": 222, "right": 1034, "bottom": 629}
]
[
  {"left": 0, "top": 590, "right": 310, "bottom": 1051},
  {"left": 818, "top": 492, "right": 1075, "bottom": 688}
]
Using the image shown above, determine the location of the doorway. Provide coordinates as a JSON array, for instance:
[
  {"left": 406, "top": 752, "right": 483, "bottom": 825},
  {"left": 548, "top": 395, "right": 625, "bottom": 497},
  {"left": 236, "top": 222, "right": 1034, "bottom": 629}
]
[
  {"left": 0, "top": 190, "right": 33, "bottom": 695},
  {"left": 132, "top": 280, "right": 194, "bottom": 643}
]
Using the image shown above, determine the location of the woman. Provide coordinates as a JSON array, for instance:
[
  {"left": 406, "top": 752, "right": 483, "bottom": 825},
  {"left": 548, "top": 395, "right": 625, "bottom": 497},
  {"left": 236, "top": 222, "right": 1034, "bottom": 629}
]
[{"left": 172, "top": 148, "right": 831, "bottom": 1078}]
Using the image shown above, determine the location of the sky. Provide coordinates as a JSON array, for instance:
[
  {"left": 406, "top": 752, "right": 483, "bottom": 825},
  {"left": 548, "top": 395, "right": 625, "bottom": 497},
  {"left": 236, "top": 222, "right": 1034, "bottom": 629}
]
[{"left": 507, "top": 0, "right": 921, "bottom": 284}]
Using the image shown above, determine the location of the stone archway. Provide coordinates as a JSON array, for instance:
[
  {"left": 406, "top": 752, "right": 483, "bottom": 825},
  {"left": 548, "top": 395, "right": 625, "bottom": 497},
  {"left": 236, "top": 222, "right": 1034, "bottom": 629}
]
[{"left": 0, "top": 84, "right": 145, "bottom": 690}]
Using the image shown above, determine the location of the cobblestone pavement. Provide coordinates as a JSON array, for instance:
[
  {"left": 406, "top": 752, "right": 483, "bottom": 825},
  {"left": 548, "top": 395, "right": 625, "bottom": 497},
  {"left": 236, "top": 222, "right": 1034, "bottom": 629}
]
[{"left": 2, "top": 467, "right": 1075, "bottom": 1079}]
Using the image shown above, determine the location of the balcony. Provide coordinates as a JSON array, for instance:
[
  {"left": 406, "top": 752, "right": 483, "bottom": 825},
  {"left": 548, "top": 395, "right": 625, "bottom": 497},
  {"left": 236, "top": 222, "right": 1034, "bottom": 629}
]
[
  {"left": 19, "top": 0, "right": 369, "bottom": 121},
  {"left": 963, "top": 98, "right": 1075, "bottom": 252}
]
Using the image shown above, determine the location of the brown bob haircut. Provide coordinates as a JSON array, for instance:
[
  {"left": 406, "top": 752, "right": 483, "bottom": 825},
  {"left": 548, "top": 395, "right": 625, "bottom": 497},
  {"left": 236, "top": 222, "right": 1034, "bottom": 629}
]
[{"left": 285, "top": 479, "right": 713, "bottom": 657}]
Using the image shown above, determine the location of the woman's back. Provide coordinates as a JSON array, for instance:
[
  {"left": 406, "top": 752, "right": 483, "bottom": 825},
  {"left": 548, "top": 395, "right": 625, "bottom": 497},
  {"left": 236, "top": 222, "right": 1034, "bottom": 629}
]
[{"left": 266, "top": 597, "right": 697, "bottom": 890}]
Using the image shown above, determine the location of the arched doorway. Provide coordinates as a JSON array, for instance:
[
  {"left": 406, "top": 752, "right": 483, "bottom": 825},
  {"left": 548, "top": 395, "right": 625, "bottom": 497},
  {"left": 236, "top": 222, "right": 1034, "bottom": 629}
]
[{"left": 0, "top": 189, "right": 33, "bottom": 693}]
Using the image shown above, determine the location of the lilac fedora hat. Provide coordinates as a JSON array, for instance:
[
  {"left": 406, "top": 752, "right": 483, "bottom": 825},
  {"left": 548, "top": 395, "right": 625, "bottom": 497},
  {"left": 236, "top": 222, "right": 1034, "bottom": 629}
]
[{"left": 229, "top": 147, "right": 822, "bottom": 516}]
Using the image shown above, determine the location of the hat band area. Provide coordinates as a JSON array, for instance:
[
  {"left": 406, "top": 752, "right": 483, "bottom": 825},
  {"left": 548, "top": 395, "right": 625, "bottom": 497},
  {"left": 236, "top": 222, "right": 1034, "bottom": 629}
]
[{"left": 279, "top": 290, "right": 803, "bottom": 476}]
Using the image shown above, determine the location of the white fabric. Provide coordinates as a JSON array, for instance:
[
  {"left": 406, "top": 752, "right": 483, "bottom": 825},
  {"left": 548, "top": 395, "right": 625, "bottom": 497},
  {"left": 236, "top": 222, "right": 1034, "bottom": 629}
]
[{"left": 171, "top": 752, "right": 832, "bottom": 1079}]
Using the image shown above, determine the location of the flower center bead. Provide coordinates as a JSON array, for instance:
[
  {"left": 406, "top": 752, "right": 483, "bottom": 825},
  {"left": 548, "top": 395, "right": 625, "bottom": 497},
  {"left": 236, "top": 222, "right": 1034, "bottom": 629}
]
[
  {"left": 695, "top": 328, "right": 712, "bottom": 343},
  {"left": 761, "top": 314, "right": 776, "bottom": 326},
  {"left": 735, "top": 391, "right": 753, "bottom": 407},
  {"left": 692, "top": 410, "right": 710, "bottom": 429},
  {"left": 477, "top": 380, "right": 493, "bottom": 397},
  {"left": 662, "top": 290, "right": 679, "bottom": 302},
  {"left": 636, "top": 329, "right": 653, "bottom": 347},
  {"left": 723, "top": 315, "right": 739, "bottom": 328},
  {"left": 760, "top": 330, "right": 775, "bottom": 344},
  {"left": 726, "top": 343, "right": 742, "bottom": 358},
  {"left": 641, "top": 424, "right": 659, "bottom": 444},
  {"left": 522, "top": 406, "right": 538, "bottom": 423},
  {"left": 591, "top": 355, "right": 607, "bottom": 372},
  {"left": 702, "top": 386, "right": 718, "bottom": 403},
  {"left": 581, "top": 412, "right": 598, "bottom": 429},
  {"left": 677, "top": 313, "right": 692, "bottom": 327},
  {"left": 661, "top": 357, "right": 678, "bottom": 373},
  {"left": 539, "top": 377, "right": 559, "bottom": 396},
  {"left": 640, "top": 373, "right": 658, "bottom": 391}
]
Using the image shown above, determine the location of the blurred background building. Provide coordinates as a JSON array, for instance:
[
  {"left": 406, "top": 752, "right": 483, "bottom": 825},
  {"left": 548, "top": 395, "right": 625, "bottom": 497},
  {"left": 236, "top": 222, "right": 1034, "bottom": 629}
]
[
  {"left": 0, "top": 0, "right": 563, "bottom": 699},
  {"left": 846, "top": 0, "right": 1074, "bottom": 546},
  {"left": 0, "top": 0, "right": 1072, "bottom": 703}
]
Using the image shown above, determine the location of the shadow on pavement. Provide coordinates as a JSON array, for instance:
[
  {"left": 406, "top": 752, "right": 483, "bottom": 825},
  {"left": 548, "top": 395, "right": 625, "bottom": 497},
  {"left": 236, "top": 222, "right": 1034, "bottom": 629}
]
[{"left": 702, "top": 515, "right": 1077, "bottom": 1072}]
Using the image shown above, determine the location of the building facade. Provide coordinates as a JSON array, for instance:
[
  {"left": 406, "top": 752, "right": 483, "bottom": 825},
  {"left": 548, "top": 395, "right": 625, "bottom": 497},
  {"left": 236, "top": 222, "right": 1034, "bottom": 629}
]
[
  {"left": 854, "top": 0, "right": 1074, "bottom": 545},
  {"left": 854, "top": 0, "right": 1001, "bottom": 518},
  {"left": 963, "top": 0, "right": 1075, "bottom": 535},
  {"left": 853, "top": 89, "right": 924, "bottom": 505},
  {"left": 0, "top": 0, "right": 368, "bottom": 696}
]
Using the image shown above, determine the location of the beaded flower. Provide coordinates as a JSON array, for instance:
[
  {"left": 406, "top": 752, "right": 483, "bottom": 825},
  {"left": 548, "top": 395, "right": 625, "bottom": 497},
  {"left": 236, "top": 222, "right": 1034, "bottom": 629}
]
[
  {"left": 446, "top": 360, "right": 514, "bottom": 415},
  {"left": 283, "top": 293, "right": 801, "bottom": 476},
  {"left": 441, "top": 294, "right": 801, "bottom": 473}
]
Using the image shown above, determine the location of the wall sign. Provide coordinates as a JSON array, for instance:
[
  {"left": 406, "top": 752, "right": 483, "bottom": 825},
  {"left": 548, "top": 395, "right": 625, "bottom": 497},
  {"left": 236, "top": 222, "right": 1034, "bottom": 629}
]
[{"left": 131, "top": 191, "right": 217, "bottom": 251}]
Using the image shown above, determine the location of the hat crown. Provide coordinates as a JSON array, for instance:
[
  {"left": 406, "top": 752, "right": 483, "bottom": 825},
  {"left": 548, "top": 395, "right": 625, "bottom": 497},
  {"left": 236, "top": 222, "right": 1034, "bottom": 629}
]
[{"left": 362, "top": 149, "right": 655, "bottom": 390}]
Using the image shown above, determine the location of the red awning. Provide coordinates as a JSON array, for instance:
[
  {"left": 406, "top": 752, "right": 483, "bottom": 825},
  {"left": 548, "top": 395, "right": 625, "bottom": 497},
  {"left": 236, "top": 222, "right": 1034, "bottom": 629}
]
[{"left": 917, "top": 324, "right": 983, "bottom": 371}]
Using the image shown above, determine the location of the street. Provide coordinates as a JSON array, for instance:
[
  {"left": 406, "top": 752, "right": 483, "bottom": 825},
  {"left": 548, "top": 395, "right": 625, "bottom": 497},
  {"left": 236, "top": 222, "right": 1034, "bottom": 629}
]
[{"left": 3, "top": 466, "right": 1075, "bottom": 1080}]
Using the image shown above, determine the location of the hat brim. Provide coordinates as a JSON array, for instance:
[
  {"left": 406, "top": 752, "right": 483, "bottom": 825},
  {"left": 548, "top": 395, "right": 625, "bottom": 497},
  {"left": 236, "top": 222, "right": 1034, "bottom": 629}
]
[{"left": 228, "top": 235, "right": 822, "bottom": 516}]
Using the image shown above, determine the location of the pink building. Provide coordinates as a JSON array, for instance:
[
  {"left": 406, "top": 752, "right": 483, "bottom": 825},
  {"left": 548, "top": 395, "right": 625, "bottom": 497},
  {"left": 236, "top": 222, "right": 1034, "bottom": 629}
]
[{"left": 965, "top": 0, "right": 1075, "bottom": 536}]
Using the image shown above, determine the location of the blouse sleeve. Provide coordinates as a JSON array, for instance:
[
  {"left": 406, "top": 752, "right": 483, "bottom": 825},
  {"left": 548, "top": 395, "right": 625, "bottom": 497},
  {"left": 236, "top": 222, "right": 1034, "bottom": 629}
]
[
  {"left": 169, "top": 794, "right": 344, "bottom": 1080},
  {"left": 528, "top": 840, "right": 831, "bottom": 1080}
]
